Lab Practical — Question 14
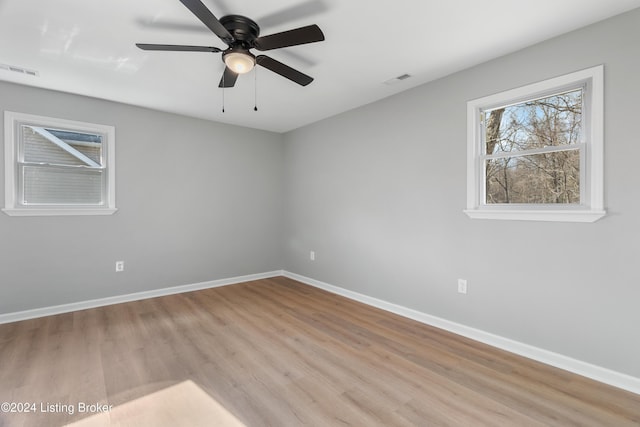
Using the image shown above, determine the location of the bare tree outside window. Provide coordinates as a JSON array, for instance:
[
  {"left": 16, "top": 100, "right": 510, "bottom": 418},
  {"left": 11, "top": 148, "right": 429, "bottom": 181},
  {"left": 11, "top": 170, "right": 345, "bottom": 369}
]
[{"left": 483, "top": 89, "right": 582, "bottom": 204}]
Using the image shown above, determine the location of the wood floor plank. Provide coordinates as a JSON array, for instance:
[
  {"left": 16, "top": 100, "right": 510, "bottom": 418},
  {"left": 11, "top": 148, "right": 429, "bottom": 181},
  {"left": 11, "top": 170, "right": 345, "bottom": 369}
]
[{"left": 0, "top": 276, "right": 639, "bottom": 426}]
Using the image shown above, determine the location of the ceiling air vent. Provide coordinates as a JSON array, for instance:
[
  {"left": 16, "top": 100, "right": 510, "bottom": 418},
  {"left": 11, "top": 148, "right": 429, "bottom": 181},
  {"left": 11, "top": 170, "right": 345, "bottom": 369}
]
[
  {"left": 0, "top": 63, "right": 39, "bottom": 77},
  {"left": 383, "top": 74, "right": 412, "bottom": 85}
]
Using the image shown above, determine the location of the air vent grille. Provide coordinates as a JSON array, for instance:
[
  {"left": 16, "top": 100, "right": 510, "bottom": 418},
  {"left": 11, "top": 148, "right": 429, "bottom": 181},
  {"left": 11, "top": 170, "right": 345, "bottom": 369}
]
[
  {"left": 383, "top": 73, "right": 412, "bottom": 85},
  {"left": 0, "top": 63, "right": 39, "bottom": 77}
]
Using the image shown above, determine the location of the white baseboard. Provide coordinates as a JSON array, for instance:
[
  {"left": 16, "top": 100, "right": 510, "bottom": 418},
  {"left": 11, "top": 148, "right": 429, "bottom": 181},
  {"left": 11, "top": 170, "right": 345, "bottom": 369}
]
[
  {"left": 0, "top": 271, "right": 282, "bottom": 325},
  {"left": 282, "top": 271, "right": 640, "bottom": 396}
]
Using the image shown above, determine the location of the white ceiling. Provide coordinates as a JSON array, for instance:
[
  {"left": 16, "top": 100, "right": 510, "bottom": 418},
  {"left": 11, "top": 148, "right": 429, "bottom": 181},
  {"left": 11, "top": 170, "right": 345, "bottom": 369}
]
[{"left": 1, "top": 0, "right": 639, "bottom": 133}]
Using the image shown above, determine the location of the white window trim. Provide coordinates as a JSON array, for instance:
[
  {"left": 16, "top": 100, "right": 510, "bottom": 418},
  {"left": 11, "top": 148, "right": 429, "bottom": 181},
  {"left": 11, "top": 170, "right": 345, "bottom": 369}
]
[
  {"left": 464, "top": 65, "right": 605, "bottom": 222},
  {"left": 3, "top": 111, "right": 117, "bottom": 216}
]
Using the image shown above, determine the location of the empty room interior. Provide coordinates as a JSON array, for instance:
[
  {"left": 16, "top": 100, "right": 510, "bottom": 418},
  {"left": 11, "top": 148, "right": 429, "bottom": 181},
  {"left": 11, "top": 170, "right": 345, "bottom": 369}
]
[{"left": 1, "top": 0, "right": 640, "bottom": 425}]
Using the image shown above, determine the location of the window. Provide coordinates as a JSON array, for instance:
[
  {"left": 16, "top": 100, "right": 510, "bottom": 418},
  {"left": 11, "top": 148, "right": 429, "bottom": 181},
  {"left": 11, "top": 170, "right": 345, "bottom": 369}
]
[
  {"left": 3, "top": 111, "right": 116, "bottom": 216},
  {"left": 465, "top": 65, "right": 605, "bottom": 222}
]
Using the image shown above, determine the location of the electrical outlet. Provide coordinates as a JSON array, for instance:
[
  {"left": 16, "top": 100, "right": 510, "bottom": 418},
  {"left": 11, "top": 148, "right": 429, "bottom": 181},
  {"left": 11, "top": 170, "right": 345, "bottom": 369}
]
[
  {"left": 115, "top": 261, "right": 125, "bottom": 272},
  {"left": 310, "top": 251, "right": 315, "bottom": 261},
  {"left": 457, "top": 279, "right": 467, "bottom": 294}
]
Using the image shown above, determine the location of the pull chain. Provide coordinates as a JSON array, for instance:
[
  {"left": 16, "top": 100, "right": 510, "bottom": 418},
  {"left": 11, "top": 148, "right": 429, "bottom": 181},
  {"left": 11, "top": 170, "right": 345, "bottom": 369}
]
[
  {"left": 254, "top": 66, "right": 258, "bottom": 112},
  {"left": 222, "top": 72, "right": 225, "bottom": 113}
]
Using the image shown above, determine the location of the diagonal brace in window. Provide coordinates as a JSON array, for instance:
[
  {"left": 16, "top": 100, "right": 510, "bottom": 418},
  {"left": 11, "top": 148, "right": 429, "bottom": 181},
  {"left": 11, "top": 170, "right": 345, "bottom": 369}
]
[{"left": 28, "top": 126, "right": 101, "bottom": 168}]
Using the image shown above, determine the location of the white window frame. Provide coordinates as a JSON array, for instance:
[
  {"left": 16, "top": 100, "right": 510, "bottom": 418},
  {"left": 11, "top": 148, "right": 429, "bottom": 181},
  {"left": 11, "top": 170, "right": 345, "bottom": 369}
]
[
  {"left": 464, "top": 65, "right": 605, "bottom": 222},
  {"left": 3, "top": 111, "right": 117, "bottom": 216}
]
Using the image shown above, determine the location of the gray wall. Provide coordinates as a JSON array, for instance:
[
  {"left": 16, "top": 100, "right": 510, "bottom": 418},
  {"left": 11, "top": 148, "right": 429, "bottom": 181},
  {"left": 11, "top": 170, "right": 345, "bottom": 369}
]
[
  {"left": 0, "top": 82, "right": 284, "bottom": 313},
  {"left": 282, "top": 8, "right": 640, "bottom": 378}
]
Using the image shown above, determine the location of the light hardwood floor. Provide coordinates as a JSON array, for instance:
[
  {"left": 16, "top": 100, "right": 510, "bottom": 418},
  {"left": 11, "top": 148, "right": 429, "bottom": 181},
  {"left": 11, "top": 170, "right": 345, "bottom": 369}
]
[{"left": 0, "top": 276, "right": 639, "bottom": 426}]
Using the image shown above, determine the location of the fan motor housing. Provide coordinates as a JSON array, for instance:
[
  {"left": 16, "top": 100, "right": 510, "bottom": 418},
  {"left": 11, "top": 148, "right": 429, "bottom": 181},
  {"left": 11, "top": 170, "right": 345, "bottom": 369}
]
[{"left": 220, "top": 15, "right": 260, "bottom": 42}]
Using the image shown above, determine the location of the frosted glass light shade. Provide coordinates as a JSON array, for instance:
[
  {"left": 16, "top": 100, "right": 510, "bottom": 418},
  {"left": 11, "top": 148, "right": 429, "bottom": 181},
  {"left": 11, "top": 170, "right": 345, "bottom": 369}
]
[{"left": 224, "top": 52, "right": 255, "bottom": 74}]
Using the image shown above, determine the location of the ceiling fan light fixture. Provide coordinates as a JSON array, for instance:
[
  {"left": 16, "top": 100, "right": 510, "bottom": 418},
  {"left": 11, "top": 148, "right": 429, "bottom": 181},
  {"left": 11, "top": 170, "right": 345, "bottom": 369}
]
[{"left": 224, "top": 51, "right": 255, "bottom": 74}]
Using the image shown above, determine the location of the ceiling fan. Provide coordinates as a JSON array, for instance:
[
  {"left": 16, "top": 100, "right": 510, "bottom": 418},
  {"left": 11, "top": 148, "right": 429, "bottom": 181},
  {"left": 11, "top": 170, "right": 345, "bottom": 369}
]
[{"left": 136, "top": 0, "right": 325, "bottom": 88}]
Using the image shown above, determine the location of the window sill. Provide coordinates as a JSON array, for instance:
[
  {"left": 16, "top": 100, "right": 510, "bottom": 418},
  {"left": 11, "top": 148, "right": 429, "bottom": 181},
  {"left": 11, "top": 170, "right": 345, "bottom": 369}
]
[
  {"left": 2, "top": 207, "right": 118, "bottom": 217},
  {"left": 464, "top": 209, "right": 606, "bottom": 223}
]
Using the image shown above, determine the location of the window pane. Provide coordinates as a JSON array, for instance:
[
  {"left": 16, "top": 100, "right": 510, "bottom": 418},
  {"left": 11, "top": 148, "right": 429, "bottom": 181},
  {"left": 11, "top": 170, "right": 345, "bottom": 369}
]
[
  {"left": 22, "top": 126, "right": 103, "bottom": 167},
  {"left": 22, "top": 166, "right": 103, "bottom": 205},
  {"left": 486, "top": 150, "right": 580, "bottom": 204},
  {"left": 484, "top": 89, "right": 582, "bottom": 155}
]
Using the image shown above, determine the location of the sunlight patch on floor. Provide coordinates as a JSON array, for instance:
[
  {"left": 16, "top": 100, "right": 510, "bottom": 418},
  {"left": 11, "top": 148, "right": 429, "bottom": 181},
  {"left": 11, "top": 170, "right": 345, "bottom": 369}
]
[{"left": 64, "top": 380, "right": 245, "bottom": 427}]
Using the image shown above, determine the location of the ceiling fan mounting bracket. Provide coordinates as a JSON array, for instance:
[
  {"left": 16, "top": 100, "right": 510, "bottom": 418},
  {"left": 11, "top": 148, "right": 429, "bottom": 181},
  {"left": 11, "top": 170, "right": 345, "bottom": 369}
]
[{"left": 219, "top": 15, "right": 260, "bottom": 43}]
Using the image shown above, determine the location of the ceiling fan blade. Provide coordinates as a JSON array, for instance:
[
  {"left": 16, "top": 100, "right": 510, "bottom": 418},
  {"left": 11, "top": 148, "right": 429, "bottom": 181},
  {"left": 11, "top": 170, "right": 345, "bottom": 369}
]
[
  {"left": 136, "top": 43, "right": 223, "bottom": 52},
  {"left": 179, "top": 0, "right": 234, "bottom": 44},
  {"left": 256, "top": 55, "right": 313, "bottom": 86},
  {"left": 253, "top": 24, "right": 324, "bottom": 51},
  {"left": 218, "top": 67, "right": 239, "bottom": 88}
]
